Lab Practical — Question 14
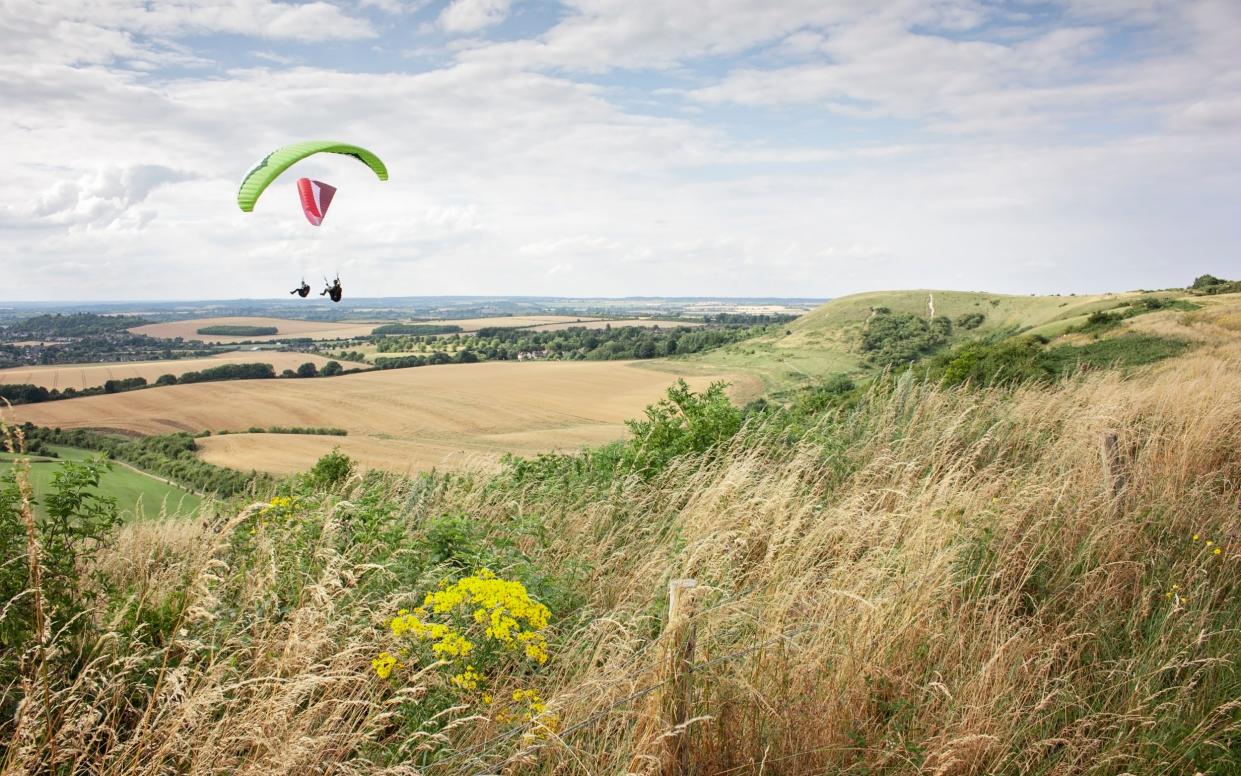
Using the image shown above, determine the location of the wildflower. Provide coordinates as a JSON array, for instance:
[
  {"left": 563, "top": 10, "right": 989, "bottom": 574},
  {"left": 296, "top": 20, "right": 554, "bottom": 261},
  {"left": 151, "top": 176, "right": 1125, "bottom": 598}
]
[
  {"left": 452, "top": 665, "right": 483, "bottom": 690},
  {"left": 372, "top": 652, "right": 398, "bottom": 679},
  {"left": 1206, "top": 540, "right": 1214, "bottom": 546},
  {"left": 1192, "top": 534, "right": 1200, "bottom": 541},
  {"left": 1213, "top": 547, "right": 1222, "bottom": 556}
]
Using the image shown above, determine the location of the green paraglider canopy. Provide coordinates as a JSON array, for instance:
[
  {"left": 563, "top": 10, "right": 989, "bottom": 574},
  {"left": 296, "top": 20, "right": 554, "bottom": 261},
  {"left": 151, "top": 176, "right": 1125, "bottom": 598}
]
[{"left": 237, "top": 140, "right": 388, "bottom": 212}]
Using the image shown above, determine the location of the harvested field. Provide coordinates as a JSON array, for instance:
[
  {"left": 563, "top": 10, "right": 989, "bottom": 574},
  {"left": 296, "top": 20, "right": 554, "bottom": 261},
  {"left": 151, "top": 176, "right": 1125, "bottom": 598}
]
[
  {"left": 130, "top": 317, "right": 382, "bottom": 343},
  {"left": 0, "top": 351, "right": 366, "bottom": 391},
  {"left": 12, "top": 361, "right": 759, "bottom": 474}
]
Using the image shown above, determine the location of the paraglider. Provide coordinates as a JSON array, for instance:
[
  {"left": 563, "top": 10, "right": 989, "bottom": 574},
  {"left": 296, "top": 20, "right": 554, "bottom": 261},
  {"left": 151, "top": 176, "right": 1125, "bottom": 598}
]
[
  {"left": 321, "top": 276, "right": 343, "bottom": 303},
  {"left": 237, "top": 140, "right": 387, "bottom": 302}
]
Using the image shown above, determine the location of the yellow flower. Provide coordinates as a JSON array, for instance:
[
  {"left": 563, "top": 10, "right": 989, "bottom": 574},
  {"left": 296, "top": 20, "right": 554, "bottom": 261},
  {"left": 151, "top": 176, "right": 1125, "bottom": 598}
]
[
  {"left": 1213, "top": 547, "right": 1222, "bottom": 556},
  {"left": 1192, "top": 534, "right": 1200, "bottom": 541},
  {"left": 372, "top": 652, "right": 398, "bottom": 679}
]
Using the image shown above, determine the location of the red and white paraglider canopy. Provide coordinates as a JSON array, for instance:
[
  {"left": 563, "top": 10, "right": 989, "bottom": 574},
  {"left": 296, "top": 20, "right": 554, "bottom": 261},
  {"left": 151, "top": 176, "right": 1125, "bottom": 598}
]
[{"left": 296, "top": 178, "right": 336, "bottom": 226}]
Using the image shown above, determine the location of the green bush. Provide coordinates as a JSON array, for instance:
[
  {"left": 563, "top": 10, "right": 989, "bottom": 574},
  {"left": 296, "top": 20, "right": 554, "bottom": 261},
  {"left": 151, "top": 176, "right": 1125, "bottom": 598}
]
[
  {"left": 861, "top": 312, "right": 951, "bottom": 366},
  {"left": 954, "top": 312, "right": 986, "bottom": 330},
  {"left": 308, "top": 448, "right": 354, "bottom": 489},
  {"left": 1, "top": 458, "right": 121, "bottom": 718}
]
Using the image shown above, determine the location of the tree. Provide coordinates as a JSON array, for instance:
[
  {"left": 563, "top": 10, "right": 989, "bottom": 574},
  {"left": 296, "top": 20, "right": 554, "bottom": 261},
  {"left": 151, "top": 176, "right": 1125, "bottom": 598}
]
[
  {"left": 320, "top": 360, "right": 343, "bottom": 377},
  {"left": 155, "top": 373, "right": 178, "bottom": 386},
  {"left": 296, "top": 362, "right": 318, "bottom": 378}
]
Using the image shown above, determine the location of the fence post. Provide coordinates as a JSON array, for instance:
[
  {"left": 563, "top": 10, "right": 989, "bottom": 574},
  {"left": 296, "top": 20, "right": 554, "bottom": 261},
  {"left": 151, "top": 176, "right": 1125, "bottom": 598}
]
[
  {"left": 1100, "top": 429, "right": 1126, "bottom": 502},
  {"left": 665, "top": 578, "right": 698, "bottom": 776}
]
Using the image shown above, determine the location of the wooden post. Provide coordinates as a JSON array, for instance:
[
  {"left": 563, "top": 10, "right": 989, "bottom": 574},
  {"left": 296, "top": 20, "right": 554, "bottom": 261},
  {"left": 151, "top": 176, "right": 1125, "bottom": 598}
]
[
  {"left": 665, "top": 578, "right": 698, "bottom": 776},
  {"left": 1100, "top": 430, "right": 1125, "bottom": 501}
]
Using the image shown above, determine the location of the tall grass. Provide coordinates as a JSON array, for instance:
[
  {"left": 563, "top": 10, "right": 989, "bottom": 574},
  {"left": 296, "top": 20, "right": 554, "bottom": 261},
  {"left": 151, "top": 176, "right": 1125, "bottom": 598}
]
[{"left": 3, "top": 342, "right": 1239, "bottom": 774}]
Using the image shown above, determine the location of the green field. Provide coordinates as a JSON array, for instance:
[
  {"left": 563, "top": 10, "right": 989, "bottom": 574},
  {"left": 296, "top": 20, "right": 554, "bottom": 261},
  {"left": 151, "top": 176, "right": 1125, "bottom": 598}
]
[{"left": 0, "top": 445, "right": 200, "bottom": 521}]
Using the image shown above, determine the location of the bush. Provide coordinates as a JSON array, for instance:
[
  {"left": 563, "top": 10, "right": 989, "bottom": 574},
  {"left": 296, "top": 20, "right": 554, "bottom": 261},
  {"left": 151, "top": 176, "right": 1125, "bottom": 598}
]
[
  {"left": 320, "top": 360, "right": 342, "bottom": 377},
  {"left": 296, "top": 362, "right": 318, "bottom": 378},
  {"left": 955, "top": 312, "right": 986, "bottom": 330},
  {"left": 308, "top": 448, "right": 354, "bottom": 488},
  {"left": 622, "top": 379, "right": 743, "bottom": 477},
  {"left": 1, "top": 457, "right": 121, "bottom": 715},
  {"left": 155, "top": 373, "right": 178, "bottom": 386},
  {"left": 861, "top": 312, "right": 951, "bottom": 366}
]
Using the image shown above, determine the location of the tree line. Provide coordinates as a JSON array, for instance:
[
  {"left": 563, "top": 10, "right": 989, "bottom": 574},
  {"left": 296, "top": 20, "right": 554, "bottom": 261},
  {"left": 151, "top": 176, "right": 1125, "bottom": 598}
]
[{"left": 0, "top": 361, "right": 350, "bottom": 405}]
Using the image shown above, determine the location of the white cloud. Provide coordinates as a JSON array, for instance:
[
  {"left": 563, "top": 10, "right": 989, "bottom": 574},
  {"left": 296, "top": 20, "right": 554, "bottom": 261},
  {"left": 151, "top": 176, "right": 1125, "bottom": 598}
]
[
  {"left": 437, "top": 0, "right": 510, "bottom": 33},
  {"left": 27, "top": 165, "right": 198, "bottom": 229}
]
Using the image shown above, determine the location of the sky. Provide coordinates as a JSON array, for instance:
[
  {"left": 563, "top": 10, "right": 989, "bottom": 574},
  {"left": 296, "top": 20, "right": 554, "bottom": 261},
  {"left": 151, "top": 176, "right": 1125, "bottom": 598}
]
[{"left": 3, "top": 0, "right": 1240, "bottom": 301}]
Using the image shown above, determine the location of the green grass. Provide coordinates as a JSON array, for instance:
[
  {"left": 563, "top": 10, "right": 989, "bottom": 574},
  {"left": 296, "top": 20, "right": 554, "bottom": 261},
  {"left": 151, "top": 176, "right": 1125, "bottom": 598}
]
[{"left": 0, "top": 445, "right": 200, "bottom": 521}]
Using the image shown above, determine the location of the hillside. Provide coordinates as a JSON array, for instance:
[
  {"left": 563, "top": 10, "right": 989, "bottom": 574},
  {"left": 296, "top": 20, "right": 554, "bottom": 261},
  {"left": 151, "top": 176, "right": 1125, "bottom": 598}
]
[
  {"left": 670, "top": 288, "right": 1200, "bottom": 394},
  {"left": 3, "top": 291, "right": 1239, "bottom": 774}
]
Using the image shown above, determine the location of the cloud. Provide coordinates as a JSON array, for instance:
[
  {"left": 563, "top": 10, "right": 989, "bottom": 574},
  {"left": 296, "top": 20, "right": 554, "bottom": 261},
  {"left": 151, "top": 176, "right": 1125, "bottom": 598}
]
[
  {"left": 0, "top": 0, "right": 376, "bottom": 69},
  {"left": 27, "top": 165, "right": 199, "bottom": 229},
  {"left": 437, "top": 0, "right": 510, "bottom": 33}
]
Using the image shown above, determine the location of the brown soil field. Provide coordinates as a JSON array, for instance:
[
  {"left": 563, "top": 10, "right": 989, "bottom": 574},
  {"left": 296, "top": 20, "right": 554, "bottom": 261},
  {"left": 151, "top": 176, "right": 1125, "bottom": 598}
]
[
  {"left": 130, "top": 317, "right": 382, "bottom": 343},
  {"left": 0, "top": 352, "right": 367, "bottom": 391},
  {"left": 12, "top": 361, "right": 759, "bottom": 475},
  {"left": 524, "top": 318, "right": 702, "bottom": 332}
]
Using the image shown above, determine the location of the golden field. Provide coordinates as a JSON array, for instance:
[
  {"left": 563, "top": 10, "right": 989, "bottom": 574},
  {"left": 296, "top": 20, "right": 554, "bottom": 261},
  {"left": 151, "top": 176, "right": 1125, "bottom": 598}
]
[
  {"left": 12, "top": 361, "right": 759, "bottom": 474},
  {"left": 130, "top": 316, "right": 382, "bottom": 342},
  {"left": 0, "top": 351, "right": 366, "bottom": 391}
]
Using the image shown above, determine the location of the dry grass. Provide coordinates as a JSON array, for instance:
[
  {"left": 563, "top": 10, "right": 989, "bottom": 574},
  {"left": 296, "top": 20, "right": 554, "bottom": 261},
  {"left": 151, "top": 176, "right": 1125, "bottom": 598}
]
[
  {"left": 4, "top": 336, "right": 1239, "bottom": 774},
  {"left": 0, "top": 352, "right": 366, "bottom": 391},
  {"left": 12, "top": 361, "right": 757, "bottom": 474}
]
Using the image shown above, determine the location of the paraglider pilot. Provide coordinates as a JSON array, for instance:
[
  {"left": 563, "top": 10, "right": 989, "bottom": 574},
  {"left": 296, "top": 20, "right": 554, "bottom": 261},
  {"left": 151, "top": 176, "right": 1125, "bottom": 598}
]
[
  {"left": 322, "top": 276, "right": 343, "bottom": 303},
  {"left": 290, "top": 280, "right": 311, "bottom": 297}
]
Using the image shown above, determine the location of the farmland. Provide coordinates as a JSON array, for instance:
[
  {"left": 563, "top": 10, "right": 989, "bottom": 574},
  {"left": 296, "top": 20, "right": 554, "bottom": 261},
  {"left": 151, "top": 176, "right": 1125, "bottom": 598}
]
[
  {"left": 129, "top": 316, "right": 383, "bottom": 343},
  {"left": 0, "top": 445, "right": 199, "bottom": 520},
  {"left": 0, "top": 351, "right": 366, "bottom": 391},
  {"left": 12, "top": 361, "right": 759, "bottom": 474}
]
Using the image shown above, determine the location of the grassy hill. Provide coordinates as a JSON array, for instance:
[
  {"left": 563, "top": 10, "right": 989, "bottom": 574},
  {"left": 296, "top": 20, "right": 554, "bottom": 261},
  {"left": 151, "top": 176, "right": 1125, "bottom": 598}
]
[
  {"left": 667, "top": 288, "right": 1203, "bottom": 396},
  {"left": 3, "top": 290, "right": 1238, "bottom": 774}
]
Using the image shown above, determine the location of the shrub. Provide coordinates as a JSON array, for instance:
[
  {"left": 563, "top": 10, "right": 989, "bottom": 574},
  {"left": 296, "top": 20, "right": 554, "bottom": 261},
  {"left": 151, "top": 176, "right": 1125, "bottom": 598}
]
[
  {"left": 955, "top": 312, "right": 986, "bottom": 330},
  {"left": 1, "top": 457, "right": 120, "bottom": 715},
  {"left": 308, "top": 448, "right": 354, "bottom": 488}
]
